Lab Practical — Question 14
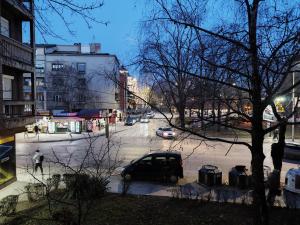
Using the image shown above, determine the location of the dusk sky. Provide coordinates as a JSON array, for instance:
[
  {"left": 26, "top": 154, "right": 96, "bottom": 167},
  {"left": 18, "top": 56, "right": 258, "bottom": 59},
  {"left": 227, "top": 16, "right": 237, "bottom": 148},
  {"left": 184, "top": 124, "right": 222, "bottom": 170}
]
[{"left": 36, "top": 0, "right": 148, "bottom": 74}]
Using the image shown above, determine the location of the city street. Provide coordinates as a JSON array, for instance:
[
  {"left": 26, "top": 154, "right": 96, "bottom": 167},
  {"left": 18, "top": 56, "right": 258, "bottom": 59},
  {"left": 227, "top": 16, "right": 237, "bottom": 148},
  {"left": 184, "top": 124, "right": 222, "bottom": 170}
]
[{"left": 15, "top": 115, "right": 299, "bottom": 185}]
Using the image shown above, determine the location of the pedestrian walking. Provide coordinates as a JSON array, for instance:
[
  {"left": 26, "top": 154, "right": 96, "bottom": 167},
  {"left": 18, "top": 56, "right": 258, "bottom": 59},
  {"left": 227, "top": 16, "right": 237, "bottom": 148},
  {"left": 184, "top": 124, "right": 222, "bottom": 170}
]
[
  {"left": 273, "top": 128, "right": 279, "bottom": 140},
  {"left": 33, "top": 149, "right": 44, "bottom": 175},
  {"left": 34, "top": 125, "right": 39, "bottom": 136}
]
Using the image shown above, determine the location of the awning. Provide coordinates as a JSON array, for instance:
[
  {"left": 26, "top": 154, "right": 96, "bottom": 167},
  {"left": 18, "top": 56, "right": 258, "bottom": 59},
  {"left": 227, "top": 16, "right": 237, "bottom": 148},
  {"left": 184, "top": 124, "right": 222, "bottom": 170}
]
[{"left": 77, "top": 109, "right": 103, "bottom": 118}]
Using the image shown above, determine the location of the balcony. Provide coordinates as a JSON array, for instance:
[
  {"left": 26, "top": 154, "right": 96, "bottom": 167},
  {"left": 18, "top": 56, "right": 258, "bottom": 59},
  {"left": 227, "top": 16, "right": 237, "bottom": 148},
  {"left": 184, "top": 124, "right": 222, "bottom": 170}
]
[
  {"left": 0, "top": 100, "right": 35, "bottom": 131},
  {"left": 0, "top": 35, "right": 34, "bottom": 72},
  {"left": 4, "top": 0, "right": 33, "bottom": 20}
]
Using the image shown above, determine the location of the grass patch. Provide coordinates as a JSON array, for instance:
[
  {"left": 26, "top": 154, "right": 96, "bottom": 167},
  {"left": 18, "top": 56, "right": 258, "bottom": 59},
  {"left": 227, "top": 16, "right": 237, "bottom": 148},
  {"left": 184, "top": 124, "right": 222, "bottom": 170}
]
[{"left": 2, "top": 194, "right": 300, "bottom": 225}]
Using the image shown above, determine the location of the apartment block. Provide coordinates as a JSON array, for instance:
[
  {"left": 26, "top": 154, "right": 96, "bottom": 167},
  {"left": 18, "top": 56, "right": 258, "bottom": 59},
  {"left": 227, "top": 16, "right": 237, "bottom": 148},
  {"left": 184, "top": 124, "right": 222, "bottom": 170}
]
[{"left": 0, "top": 0, "right": 35, "bottom": 188}]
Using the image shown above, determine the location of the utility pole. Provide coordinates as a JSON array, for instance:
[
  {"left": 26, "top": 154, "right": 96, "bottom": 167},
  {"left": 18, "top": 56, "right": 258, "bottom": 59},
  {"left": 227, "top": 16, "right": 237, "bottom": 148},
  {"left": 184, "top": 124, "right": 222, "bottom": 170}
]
[
  {"left": 292, "top": 72, "right": 295, "bottom": 142},
  {"left": 105, "top": 113, "right": 110, "bottom": 171}
]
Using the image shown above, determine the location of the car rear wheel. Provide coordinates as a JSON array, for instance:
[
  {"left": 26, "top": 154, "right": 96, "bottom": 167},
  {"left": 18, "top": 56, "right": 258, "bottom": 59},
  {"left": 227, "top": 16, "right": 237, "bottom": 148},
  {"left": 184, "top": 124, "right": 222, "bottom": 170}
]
[
  {"left": 170, "top": 175, "right": 178, "bottom": 183},
  {"left": 124, "top": 173, "right": 132, "bottom": 181}
]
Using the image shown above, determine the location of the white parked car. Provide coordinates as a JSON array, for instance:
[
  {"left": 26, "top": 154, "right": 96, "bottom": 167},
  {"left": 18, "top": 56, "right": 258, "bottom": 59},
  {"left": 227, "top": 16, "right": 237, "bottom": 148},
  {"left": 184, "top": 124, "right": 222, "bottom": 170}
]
[
  {"left": 156, "top": 127, "right": 175, "bottom": 139},
  {"left": 146, "top": 112, "right": 155, "bottom": 118},
  {"left": 283, "top": 168, "right": 300, "bottom": 208},
  {"left": 140, "top": 117, "right": 150, "bottom": 123}
]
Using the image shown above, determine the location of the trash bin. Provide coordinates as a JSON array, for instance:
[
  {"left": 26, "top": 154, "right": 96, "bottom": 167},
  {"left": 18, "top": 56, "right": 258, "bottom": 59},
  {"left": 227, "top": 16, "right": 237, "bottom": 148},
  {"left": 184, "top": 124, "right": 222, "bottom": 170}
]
[
  {"left": 198, "top": 165, "right": 222, "bottom": 186},
  {"left": 229, "top": 165, "right": 251, "bottom": 189}
]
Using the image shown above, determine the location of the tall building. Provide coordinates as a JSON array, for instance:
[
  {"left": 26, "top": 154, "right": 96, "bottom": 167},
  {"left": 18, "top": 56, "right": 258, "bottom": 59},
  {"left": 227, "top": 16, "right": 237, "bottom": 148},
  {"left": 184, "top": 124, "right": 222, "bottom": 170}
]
[
  {"left": 119, "top": 66, "right": 128, "bottom": 114},
  {"left": 26, "top": 43, "right": 122, "bottom": 114},
  {"left": 127, "top": 75, "right": 138, "bottom": 109},
  {"left": 0, "top": 0, "right": 35, "bottom": 188}
]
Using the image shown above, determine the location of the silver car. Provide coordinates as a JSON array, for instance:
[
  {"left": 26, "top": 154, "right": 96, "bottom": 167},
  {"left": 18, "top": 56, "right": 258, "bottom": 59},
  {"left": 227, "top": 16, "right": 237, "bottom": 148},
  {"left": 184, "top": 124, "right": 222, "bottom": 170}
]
[{"left": 156, "top": 127, "right": 175, "bottom": 139}]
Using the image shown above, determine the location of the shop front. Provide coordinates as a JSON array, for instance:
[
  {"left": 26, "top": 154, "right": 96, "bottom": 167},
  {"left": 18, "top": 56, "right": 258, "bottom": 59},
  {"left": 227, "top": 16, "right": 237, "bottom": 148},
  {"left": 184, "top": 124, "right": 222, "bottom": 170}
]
[
  {"left": 78, "top": 109, "right": 106, "bottom": 132},
  {"left": 48, "top": 117, "right": 85, "bottom": 134},
  {"left": 0, "top": 136, "right": 16, "bottom": 189}
]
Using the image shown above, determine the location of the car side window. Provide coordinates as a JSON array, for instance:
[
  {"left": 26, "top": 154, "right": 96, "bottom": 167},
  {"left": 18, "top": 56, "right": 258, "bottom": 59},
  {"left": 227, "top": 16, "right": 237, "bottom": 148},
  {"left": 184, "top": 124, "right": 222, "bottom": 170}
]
[
  {"left": 168, "top": 156, "right": 178, "bottom": 166},
  {"left": 140, "top": 156, "right": 152, "bottom": 166},
  {"left": 158, "top": 128, "right": 162, "bottom": 130},
  {"left": 153, "top": 156, "right": 167, "bottom": 166}
]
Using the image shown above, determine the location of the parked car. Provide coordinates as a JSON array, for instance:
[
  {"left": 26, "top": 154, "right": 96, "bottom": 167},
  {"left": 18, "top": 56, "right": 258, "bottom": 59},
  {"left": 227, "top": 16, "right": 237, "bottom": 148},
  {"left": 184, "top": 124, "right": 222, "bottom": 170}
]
[
  {"left": 283, "top": 168, "right": 300, "bottom": 208},
  {"left": 124, "top": 117, "right": 136, "bottom": 126},
  {"left": 156, "top": 127, "right": 175, "bottom": 139},
  {"left": 140, "top": 116, "right": 150, "bottom": 123},
  {"left": 284, "top": 142, "right": 300, "bottom": 160},
  {"left": 146, "top": 112, "right": 155, "bottom": 119},
  {"left": 121, "top": 151, "right": 183, "bottom": 183}
]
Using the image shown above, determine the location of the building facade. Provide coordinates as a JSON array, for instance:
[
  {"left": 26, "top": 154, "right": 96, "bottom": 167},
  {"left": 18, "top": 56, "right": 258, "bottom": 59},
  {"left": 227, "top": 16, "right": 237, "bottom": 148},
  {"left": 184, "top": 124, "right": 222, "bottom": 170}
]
[
  {"left": 127, "top": 75, "right": 138, "bottom": 110},
  {"left": 0, "top": 0, "right": 36, "bottom": 188},
  {"left": 25, "top": 43, "right": 121, "bottom": 114}
]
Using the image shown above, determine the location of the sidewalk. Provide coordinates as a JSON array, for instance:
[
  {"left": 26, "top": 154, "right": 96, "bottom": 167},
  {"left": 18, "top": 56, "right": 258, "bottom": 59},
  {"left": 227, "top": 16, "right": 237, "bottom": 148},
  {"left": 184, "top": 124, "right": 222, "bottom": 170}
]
[
  {"left": 0, "top": 167, "right": 288, "bottom": 208},
  {"left": 16, "top": 123, "right": 128, "bottom": 143}
]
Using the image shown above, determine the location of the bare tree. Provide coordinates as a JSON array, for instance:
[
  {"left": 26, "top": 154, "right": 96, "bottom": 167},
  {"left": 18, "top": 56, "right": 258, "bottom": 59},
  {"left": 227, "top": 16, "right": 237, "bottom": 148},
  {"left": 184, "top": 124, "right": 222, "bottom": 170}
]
[
  {"left": 47, "top": 65, "right": 89, "bottom": 112},
  {"left": 136, "top": 1, "right": 300, "bottom": 224},
  {"left": 138, "top": 19, "right": 199, "bottom": 128},
  {"left": 34, "top": 0, "right": 108, "bottom": 41}
]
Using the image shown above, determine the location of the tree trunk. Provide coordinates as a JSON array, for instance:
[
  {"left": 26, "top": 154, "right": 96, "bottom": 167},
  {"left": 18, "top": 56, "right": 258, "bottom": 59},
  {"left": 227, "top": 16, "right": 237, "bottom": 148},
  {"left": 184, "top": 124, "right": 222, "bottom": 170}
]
[
  {"left": 179, "top": 108, "right": 185, "bottom": 128},
  {"left": 217, "top": 100, "right": 221, "bottom": 132},
  {"left": 201, "top": 102, "right": 205, "bottom": 127},
  {"left": 251, "top": 131, "right": 269, "bottom": 225},
  {"left": 267, "top": 123, "right": 286, "bottom": 206}
]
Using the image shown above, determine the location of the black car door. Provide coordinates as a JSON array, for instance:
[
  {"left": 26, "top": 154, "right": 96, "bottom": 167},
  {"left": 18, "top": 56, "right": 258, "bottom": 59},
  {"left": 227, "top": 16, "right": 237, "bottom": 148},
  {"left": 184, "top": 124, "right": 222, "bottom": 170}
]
[
  {"left": 152, "top": 155, "right": 168, "bottom": 180},
  {"left": 132, "top": 156, "right": 153, "bottom": 180}
]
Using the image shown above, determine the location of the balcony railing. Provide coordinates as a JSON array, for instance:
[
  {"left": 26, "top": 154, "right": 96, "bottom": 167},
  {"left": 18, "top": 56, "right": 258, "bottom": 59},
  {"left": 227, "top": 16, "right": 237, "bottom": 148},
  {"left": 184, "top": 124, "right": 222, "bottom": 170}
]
[
  {"left": 0, "top": 35, "right": 33, "bottom": 68},
  {"left": 0, "top": 100, "right": 35, "bottom": 130},
  {"left": 4, "top": 0, "right": 34, "bottom": 19}
]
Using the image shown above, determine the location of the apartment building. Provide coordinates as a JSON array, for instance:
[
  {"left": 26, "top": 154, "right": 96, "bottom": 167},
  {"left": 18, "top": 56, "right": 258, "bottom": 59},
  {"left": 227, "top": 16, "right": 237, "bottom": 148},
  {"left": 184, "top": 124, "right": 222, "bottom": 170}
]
[
  {"left": 127, "top": 75, "right": 138, "bottom": 109},
  {"left": 0, "top": 0, "right": 35, "bottom": 188},
  {"left": 25, "top": 43, "right": 121, "bottom": 114}
]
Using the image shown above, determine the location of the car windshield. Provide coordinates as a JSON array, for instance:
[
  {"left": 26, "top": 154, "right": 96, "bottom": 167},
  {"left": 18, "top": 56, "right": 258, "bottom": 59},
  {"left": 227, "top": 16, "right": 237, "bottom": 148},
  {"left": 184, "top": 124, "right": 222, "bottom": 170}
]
[{"left": 162, "top": 128, "right": 172, "bottom": 131}]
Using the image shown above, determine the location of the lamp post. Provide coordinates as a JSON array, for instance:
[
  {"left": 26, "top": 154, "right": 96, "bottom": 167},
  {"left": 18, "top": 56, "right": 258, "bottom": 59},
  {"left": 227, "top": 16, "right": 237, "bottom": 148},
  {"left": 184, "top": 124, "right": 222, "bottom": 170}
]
[{"left": 292, "top": 72, "right": 295, "bottom": 142}]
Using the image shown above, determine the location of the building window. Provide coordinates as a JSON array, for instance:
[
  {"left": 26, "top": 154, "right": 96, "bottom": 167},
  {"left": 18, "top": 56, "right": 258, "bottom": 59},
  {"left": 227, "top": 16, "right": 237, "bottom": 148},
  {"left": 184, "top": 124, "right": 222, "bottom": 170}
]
[
  {"left": 36, "top": 78, "right": 45, "bottom": 87},
  {"left": 52, "top": 63, "right": 64, "bottom": 71},
  {"left": 24, "top": 93, "right": 32, "bottom": 101},
  {"left": 24, "top": 104, "right": 32, "bottom": 112},
  {"left": 36, "top": 66, "right": 44, "bottom": 73},
  {"left": 37, "top": 93, "right": 44, "bottom": 101},
  {"left": 2, "top": 75, "right": 14, "bottom": 100},
  {"left": 53, "top": 95, "right": 63, "bottom": 102},
  {"left": 0, "top": 17, "right": 10, "bottom": 37},
  {"left": 77, "top": 63, "right": 86, "bottom": 74},
  {"left": 24, "top": 78, "right": 32, "bottom": 87}
]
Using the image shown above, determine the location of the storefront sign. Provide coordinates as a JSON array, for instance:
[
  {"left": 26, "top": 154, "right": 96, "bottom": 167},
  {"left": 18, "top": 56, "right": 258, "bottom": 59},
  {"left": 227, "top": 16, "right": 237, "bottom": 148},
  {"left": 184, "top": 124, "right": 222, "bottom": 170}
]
[
  {"left": 75, "top": 121, "right": 81, "bottom": 133},
  {"left": 70, "top": 121, "right": 76, "bottom": 133},
  {"left": 48, "top": 121, "right": 55, "bottom": 134}
]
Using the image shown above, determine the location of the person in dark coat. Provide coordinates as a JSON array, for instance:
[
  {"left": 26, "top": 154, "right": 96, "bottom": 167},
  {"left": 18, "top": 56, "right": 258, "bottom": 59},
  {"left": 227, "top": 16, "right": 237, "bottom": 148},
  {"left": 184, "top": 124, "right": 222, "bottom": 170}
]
[
  {"left": 271, "top": 142, "right": 284, "bottom": 171},
  {"left": 273, "top": 128, "right": 279, "bottom": 140},
  {"left": 34, "top": 125, "right": 39, "bottom": 136}
]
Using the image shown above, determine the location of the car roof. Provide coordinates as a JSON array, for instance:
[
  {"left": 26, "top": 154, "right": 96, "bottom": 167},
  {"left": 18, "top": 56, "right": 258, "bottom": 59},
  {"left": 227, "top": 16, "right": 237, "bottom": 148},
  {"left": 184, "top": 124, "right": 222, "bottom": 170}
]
[{"left": 146, "top": 150, "right": 181, "bottom": 156}]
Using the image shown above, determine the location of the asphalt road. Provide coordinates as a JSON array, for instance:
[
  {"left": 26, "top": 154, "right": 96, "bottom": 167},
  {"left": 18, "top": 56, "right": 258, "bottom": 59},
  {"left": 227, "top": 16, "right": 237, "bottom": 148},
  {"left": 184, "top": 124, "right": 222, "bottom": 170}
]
[{"left": 16, "top": 115, "right": 299, "bottom": 183}]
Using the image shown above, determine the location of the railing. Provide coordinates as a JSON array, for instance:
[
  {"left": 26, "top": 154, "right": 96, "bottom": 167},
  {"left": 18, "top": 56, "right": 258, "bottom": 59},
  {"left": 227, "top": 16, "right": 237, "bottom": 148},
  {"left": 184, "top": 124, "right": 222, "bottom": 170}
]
[
  {"left": 5, "top": 0, "right": 34, "bottom": 17},
  {"left": 0, "top": 35, "right": 33, "bottom": 66}
]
